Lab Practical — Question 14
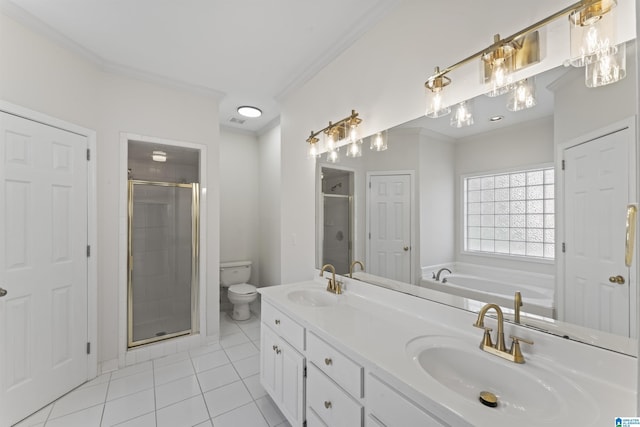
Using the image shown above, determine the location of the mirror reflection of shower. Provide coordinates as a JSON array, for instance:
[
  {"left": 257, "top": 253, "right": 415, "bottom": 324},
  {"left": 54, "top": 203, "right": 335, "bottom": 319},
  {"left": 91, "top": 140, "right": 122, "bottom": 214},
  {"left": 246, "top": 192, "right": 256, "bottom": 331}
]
[
  {"left": 320, "top": 167, "right": 354, "bottom": 275},
  {"left": 127, "top": 141, "right": 200, "bottom": 348}
]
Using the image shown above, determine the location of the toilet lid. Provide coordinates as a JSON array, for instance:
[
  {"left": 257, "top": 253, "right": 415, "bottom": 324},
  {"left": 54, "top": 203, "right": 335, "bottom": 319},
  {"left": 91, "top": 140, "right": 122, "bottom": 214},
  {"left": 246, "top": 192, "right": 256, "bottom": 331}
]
[{"left": 229, "top": 284, "right": 256, "bottom": 295}]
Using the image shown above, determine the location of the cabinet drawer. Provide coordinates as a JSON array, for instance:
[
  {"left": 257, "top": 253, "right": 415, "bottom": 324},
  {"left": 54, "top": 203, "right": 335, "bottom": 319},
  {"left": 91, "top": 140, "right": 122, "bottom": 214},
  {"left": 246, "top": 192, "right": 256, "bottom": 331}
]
[
  {"left": 262, "top": 301, "right": 305, "bottom": 351},
  {"left": 308, "top": 364, "right": 362, "bottom": 427},
  {"left": 307, "top": 331, "right": 363, "bottom": 398},
  {"left": 366, "top": 374, "right": 446, "bottom": 426}
]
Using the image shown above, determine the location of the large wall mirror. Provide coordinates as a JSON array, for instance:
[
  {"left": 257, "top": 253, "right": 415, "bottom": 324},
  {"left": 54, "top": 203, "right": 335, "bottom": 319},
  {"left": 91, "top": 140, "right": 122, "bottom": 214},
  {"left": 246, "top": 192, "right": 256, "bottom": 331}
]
[{"left": 315, "top": 41, "right": 638, "bottom": 355}]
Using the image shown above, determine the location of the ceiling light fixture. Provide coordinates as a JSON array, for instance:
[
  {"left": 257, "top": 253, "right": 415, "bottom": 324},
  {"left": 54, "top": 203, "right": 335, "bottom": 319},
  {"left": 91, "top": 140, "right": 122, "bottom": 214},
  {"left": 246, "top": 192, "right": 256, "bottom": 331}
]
[
  {"left": 305, "top": 110, "right": 362, "bottom": 159},
  {"left": 237, "top": 106, "right": 262, "bottom": 118},
  {"left": 152, "top": 150, "right": 167, "bottom": 162},
  {"left": 422, "top": 0, "right": 621, "bottom": 120}
]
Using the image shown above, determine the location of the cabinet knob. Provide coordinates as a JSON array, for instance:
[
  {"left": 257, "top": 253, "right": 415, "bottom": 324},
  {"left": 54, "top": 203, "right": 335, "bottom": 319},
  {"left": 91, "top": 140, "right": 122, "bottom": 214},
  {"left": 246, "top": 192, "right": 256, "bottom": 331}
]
[
  {"left": 324, "top": 401, "right": 332, "bottom": 409},
  {"left": 274, "top": 319, "right": 281, "bottom": 325},
  {"left": 275, "top": 348, "right": 281, "bottom": 355},
  {"left": 609, "top": 275, "right": 625, "bottom": 284},
  {"left": 272, "top": 345, "right": 278, "bottom": 351},
  {"left": 0, "top": 288, "right": 6, "bottom": 297},
  {"left": 324, "top": 357, "right": 332, "bottom": 366}
]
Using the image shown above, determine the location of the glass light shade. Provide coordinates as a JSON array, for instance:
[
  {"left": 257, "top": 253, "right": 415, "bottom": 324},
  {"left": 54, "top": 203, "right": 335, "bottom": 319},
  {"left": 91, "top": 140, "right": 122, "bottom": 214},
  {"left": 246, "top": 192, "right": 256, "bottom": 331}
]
[
  {"left": 507, "top": 78, "right": 537, "bottom": 112},
  {"left": 307, "top": 140, "right": 321, "bottom": 159},
  {"left": 348, "top": 122, "right": 358, "bottom": 143},
  {"left": 450, "top": 100, "right": 474, "bottom": 128},
  {"left": 370, "top": 131, "right": 388, "bottom": 151},
  {"left": 325, "top": 129, "right": 337, "bottom": 152},
  {"left": 569, "top": 0, "right": 617, "bottom": 67},
  {"left": 485, "top": 59, "right": 514, "bottom": 97},
  {"left": 425, "top": 88, "right": 451, "bottom": 118},
  {"left": 326, "top": 148, "right": 339, "bottom": 163},
  {"left": 346, "top": 139, "right": 363, "bottom": 158},
  {"left": 585, "top": 42, "right": 626, "bottom": 87}
]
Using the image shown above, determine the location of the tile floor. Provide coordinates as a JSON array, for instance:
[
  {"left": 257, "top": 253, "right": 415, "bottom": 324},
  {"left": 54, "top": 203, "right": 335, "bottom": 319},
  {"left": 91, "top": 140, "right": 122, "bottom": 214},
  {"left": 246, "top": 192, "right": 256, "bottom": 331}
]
[{"left": 15, "top": 311, "right": 290, "bottom": 427}]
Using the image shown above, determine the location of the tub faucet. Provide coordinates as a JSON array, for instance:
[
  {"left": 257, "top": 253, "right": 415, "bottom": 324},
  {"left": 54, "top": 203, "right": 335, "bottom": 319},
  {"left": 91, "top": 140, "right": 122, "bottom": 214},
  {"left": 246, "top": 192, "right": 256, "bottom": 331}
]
[
  {"left": 434, "top": 268, "right": 451, "bottom": 281},
  {"left": 320, "top": 264, "right": 342, "bottom": 294},
  {"left": 474, "top": 302, "right": 533, "bottom": 363},
  {"left": 349, "top": 260, "right": 364, "bottom": 278}
]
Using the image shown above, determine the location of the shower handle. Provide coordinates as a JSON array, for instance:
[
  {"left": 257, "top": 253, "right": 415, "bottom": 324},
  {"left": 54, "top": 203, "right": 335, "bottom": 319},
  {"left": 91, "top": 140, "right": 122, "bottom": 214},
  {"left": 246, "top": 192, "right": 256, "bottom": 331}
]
[{"left": 0, "top": 288, "right": 6, "bottom": 297}]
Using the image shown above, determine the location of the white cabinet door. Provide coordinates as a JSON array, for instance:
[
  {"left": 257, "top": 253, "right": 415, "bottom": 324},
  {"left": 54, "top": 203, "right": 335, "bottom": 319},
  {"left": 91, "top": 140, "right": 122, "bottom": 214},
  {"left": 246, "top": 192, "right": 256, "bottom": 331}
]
[
  {"left": 0, "top": 112, "right": 89, "bottom": 426},
  {"left": 260, "top": 323, "right": 279, "bottom": 399}
]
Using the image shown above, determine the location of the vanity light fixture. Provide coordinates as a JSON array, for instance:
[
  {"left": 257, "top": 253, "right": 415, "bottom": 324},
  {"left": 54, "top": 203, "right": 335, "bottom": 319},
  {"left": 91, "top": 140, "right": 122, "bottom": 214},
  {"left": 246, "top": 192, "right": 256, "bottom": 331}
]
[
  {"left": 370, "top": 130, "right": 388, "bottom": 151},
  {"left": 237, "top": 105, "right": 262, "bottom": 118},
  {"left": 422, "top": 0, "right": 621, "bottom": 118},
  {"left": 507, "top": 78, "right": 537, "bottom": 111},
  {"left": 152, "top": 150, "right": 167, "bottom": 162},
  {"left": 305, "top": 110, "right": 362, "bottom": 159},
  {"left": 450, "top": 100, "right": 475, "bottom": 128}
]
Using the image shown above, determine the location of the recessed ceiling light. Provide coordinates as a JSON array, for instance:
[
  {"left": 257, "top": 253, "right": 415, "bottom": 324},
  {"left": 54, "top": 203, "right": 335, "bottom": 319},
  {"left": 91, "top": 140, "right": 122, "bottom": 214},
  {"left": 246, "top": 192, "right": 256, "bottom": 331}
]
[
  {"left": 237, "top": 106, "right": 262, "bottom": 118},
  {"left": 152, "top": 150, "right": 167, "bottom": 162},
  {"left": 489, "top": 115, "right": 504, "bottom": 122}
]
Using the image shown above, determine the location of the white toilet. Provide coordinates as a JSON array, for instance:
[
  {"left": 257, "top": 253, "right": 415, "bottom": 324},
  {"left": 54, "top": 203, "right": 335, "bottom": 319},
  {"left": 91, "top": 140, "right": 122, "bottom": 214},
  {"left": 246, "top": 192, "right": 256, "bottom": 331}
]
[{"left": 220, "top": 260, "right": 258, "bottom": 320}]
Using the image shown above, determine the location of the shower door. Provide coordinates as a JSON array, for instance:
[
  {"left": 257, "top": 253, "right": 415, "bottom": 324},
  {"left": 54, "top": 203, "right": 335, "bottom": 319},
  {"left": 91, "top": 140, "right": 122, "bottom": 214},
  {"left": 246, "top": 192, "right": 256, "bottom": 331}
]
[
  {"left": 128, "top": 180, "right": 200, "bottom": 348},
  {"left": 322, "top": 194, "right": 352, "bottom": 275}
]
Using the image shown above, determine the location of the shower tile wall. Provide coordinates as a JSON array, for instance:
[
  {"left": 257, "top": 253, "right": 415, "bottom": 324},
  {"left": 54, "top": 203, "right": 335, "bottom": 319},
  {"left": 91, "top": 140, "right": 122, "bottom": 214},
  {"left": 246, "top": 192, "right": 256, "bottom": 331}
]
[
  {"left": 132, "top": 186, "right": 192, "bottom": 342},
  {"left": 128, "top": 157, "right": 199, "bottom": 183}
]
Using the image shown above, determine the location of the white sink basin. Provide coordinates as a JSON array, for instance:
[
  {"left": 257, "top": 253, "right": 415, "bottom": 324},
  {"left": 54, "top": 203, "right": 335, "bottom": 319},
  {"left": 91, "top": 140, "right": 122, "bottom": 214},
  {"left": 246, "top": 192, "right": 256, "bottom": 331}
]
[
  {"left": 406, "top": 335, "right": 597, "bottom": 424},
  {"left": 287, "top": 288, "right": 337, "bottom": 307}
]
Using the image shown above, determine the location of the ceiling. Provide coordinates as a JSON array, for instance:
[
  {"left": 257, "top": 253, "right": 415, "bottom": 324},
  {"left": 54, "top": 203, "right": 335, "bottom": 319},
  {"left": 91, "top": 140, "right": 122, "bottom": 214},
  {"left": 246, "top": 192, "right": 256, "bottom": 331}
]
[{"left": 2, "top": 0, "right": 401, "bottom": 132}]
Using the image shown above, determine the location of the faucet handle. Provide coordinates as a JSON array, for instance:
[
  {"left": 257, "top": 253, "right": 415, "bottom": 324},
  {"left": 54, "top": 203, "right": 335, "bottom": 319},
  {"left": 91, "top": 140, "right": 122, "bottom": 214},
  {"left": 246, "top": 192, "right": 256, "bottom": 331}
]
[
  {"left": 476, "top": 326, "right": 493, "bottom": 348},
  {"left": 509, "top": 335, "right": 533, "bottom": 363}
]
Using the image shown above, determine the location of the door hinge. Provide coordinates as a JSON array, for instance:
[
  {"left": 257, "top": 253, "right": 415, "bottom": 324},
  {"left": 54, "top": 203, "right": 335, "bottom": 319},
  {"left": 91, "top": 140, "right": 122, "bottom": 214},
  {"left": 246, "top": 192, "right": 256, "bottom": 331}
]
[
  {"left": 368, "top": 232, "right": 371, "bottom": 239},
  {"left": 369, "top": 182, "right": 371, "bottom": 189},
  {"left": 303, "top": 366, "right": 307, "bottom": 378},
  {"left": 562, "top": 242, "right": 566, "bottom": 253},
  {"left": 87, "top": 245, "right": 91, "bottom": 257},
  {"left": 87, "top": 148, "right": 90, "bottom": 161},
  {"left": 86, "top": 342, "right": 91, "bottom": 354},
  {"left": 561, "top": 159, "right": 565, "bottom": 170}
]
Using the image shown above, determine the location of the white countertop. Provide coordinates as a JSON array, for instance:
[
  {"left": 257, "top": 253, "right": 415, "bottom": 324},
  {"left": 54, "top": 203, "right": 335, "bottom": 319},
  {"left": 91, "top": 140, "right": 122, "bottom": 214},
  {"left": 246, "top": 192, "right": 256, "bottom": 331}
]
[{"left": 259, "top": 276, "right": 637, "bottom": 427}]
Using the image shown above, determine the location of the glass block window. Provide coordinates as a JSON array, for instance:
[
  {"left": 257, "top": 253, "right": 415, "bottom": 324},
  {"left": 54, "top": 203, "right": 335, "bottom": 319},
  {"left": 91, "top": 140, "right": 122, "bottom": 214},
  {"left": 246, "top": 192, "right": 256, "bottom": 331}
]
[{"left": 465, "top": 167, "right": 554, "bottom": 259}]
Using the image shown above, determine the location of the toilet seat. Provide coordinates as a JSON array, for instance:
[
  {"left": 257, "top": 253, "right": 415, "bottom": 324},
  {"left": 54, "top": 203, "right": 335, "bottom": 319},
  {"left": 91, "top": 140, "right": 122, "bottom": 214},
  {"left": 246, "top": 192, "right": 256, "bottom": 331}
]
[{"left": 228, "top": 283, "right": 257, "bottom": 295}]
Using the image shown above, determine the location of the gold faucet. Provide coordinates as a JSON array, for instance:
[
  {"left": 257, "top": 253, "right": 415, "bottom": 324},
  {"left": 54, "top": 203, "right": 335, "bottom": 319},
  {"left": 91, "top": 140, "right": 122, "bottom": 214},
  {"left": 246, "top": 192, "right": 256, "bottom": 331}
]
[
  {"left": 320, "top": 264, "right": 342, "bottom": 294},
  {"left": 514, "top": 291, "right": 522, "bottom": 323},
  {"left": 474, "top": 303, "right": 533, "bottom": 363},
  {"left": 349, "top": 260, "right": 364, "bottom": 278}
]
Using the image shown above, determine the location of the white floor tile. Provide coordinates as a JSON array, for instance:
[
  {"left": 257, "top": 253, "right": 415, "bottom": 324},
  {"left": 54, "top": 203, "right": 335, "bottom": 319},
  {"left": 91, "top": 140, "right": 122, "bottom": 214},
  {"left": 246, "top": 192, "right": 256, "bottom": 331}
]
[
  {"left": 231, "top": 354, "right": 260, "bottom": 378},
  {"left": 155, "top": 375, "right": 202, "bottom": 409},
  {"left": 275, "top": 421, "right": 292, "bottom": 427},
  {"left": 224, "top": 342, "right": 259, "bottom": 362},
  {"left": 102, "top": 389, "right": 155, "bottom": 427},
  {"left": 243, "top": 374, "right": 267, "bottom": 400},
  {"left": 220, "top": 332, "right": 250, "bottom": 348},
  {"left": 113, "top": 411, "right": 156, "bottom": 427},
  {"left": 156, "top": 395, "right": 209, "bottom": 427},
  {"left": 13, "top": 404, "right": 52, "bottom": 427},
  {"left": 196, "top": 364, "right": 239, "bottom": 392},
  {"left": 193, "top": 421, "right": 213, "bottom": 427},
  {"left": 219, "top": 322, "right": 242, "bottom": 337},
  {"left": 107, "top": 370, "right": 154, "bottom": 401},
  {"left": 191, "top": 349, "right": 229, "bottom": 373},
  {"left": 80, "top": 372, "right": 112, "bottom": 389},
  {"left": 243, "top": 326, "right": 261, "bottom": 341},
  {"left": 189, "top": 342, "right": 222, "bottom": 358},
  {"left": 212, "top": 402, "right": 269, "bottom": 427},
  {"left": 49, "top": 381, "right": 108, "bottom": 419},
  {"left": 45, "top": 404, "right": 104, "bottom": 427},
  {"left": 255, "top": 396, "right": 286, "bottom": 427},
  {"left": 154, "top": 359, "right": 195, "bottom": 386},
  {"left": 236, "top": 317, "right": 261, "bottom": 331},
  {"left": 152, "top": 351, "right": 190, "bottom": 369},
  {"left": 111, "top": 361, "right": 153, "bottom": 381},
  {"left": 203, "top": 380, "right": 252, "bottom": 418}
]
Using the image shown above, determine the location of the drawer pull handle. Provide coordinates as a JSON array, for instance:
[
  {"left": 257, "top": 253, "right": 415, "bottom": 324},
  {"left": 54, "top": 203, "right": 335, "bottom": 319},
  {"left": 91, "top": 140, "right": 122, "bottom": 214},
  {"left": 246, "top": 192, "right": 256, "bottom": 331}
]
[
  {"left": 275, "top": 348, "right": 281, "bottom": 355},
  {"left": 324, "top": 358, "right": 332, "bottom": 366},
  {"left": 324, "top": 401, "right": 332, "bottom": 409},
  {"left": 275, "top": 319, "right": 281, "bottom": 325},
  {"left": 272, "top": 345, "right": 278, "bottom": 351}
]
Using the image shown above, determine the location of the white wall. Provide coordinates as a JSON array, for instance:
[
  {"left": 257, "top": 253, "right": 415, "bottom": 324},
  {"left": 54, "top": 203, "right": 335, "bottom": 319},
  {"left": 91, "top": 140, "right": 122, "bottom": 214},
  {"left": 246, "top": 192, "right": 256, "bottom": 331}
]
[
  {"left": 0, "top": 12, "right": 221, "bottom": 365},
  {"left": 454, "top": 116, "right": 555, "bottom": 274},
  {"left": 220, "top": 128, "right": 260, "bottom": 285},
  {"left": 258, "top": 123, "right": 282, "bottom": 287}
]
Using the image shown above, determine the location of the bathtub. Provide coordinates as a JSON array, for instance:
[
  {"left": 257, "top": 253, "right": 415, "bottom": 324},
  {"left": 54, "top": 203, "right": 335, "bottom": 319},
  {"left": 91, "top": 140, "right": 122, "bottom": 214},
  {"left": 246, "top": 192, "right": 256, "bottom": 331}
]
[{"left": 420, "top": 267, "right": 555, "bottom": 318}]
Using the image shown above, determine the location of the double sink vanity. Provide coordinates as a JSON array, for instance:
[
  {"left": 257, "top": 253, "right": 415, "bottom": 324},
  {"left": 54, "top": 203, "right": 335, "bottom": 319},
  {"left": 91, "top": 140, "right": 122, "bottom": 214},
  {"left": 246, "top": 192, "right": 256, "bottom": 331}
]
[{"left": 258, "top": 273, "right": 636, "bottom": 426}]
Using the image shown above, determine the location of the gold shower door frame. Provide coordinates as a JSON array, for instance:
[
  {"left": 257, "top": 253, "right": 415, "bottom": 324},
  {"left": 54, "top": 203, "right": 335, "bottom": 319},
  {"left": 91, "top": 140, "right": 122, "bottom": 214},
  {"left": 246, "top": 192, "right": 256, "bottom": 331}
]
[{"left": 127, "top": 180, "right": 200, "bottom": 348}]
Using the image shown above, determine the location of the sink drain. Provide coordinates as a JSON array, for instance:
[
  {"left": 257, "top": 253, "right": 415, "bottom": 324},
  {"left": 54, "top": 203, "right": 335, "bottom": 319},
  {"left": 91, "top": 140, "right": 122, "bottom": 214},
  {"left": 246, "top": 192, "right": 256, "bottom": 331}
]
[{"left": 479, "top": 391, "right": 498, "bottom": 408}]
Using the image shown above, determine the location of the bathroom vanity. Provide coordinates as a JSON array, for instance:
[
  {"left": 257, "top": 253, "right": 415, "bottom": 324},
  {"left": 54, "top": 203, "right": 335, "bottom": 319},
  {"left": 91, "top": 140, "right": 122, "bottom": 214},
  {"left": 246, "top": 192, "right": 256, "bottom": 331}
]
[{"left": 258, "top": 276, "right": 636, "bottom": 427}]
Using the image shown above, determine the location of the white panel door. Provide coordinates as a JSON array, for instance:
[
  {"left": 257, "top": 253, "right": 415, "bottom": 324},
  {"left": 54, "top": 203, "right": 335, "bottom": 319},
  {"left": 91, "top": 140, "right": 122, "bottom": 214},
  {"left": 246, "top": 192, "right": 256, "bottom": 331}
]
[
  {"left": 368, "top": 174, "right": 411, "bottom": 283},
  {"left": 563, "top": 127, "right": 633, "bottom": 336},
  {"left": 0, "top": 112, "right": 88, "bottom": 425}
]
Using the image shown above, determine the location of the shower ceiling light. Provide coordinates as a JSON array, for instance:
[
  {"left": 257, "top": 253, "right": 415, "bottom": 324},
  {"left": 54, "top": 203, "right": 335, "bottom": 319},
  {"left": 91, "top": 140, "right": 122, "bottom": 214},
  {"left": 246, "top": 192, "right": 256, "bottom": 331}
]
[
  {"left": 237, "top": 106, "right": 262, "bottom": 118},
  {"left": 152, "top": 150, "right": 167, "bottom": 162}
]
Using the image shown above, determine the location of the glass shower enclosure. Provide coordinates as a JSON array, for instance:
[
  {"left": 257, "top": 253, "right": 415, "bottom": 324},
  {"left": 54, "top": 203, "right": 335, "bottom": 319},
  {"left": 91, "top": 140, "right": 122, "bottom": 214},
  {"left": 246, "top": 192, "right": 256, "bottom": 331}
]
[{"left": 127, "top": 180, "right": 200, "bottom": 348}]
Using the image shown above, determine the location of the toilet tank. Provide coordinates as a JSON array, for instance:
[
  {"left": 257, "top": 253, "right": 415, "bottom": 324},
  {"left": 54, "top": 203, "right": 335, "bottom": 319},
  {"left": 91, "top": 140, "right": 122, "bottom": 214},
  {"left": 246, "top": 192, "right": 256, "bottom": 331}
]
[{"left": 220, "top": 261, "right": 252, "bottom": 286}]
